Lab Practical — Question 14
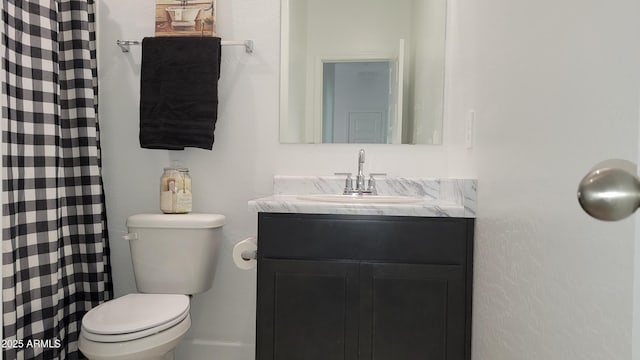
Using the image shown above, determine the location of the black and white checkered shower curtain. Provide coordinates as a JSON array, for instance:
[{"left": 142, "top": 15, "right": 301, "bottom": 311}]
[{"left": 2, "top": 1, "right": 112, "bottom": 359}]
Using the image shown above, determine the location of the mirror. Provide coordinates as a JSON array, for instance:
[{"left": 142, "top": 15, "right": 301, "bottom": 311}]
[{"left": 280, "top": 0, "right": 447, "bottom": 144}]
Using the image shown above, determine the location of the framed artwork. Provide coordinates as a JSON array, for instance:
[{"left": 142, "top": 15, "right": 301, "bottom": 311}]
[{"left": 155, "top": 0, "right": 216, "bottom": 37}]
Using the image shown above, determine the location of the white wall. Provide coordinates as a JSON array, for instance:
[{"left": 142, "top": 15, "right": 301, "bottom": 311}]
[
  {"left": 410, "top": 0, "right": 447, "bottom": 144},
  {"left": 304, "top": 0, "right": 411, "bottom": 53},
  {"left": 472, "top": 0, "right": 640, "bottom": 359},
  {"left": 283, "top": 0, "right": 307, "bottom": 142},
  {"left": 96, "top": 0, "right": 474, "bottom": 358}
]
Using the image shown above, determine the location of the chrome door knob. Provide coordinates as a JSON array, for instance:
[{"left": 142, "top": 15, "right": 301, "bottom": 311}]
[{"left": 578, "top": 162, "right": 640, "bottom": 221}]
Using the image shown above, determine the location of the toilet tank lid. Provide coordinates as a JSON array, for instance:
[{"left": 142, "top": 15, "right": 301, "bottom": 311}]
[{"left": 127, "top": 213, "right": 226, "bottom": 229}]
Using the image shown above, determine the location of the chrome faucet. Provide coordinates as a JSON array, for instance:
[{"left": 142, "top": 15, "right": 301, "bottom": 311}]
[
  {"left": 356, "top": 149, "right": 366, "bottom": 192},
  {"left": 336, "top": 149, "right": 386, "bottom": 195}
]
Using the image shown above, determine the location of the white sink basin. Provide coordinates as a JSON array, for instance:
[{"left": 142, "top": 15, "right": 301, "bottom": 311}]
[{"left": 296, "top": 194, "right": 423, "bottom": 204}]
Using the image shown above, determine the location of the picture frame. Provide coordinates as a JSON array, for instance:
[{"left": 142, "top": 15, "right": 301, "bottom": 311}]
[{"left": 155, "top": 0, "right": 216, "bottom": 37}]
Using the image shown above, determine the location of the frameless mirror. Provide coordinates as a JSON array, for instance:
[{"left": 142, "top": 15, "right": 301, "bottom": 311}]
[{"left": 280, "top": 0, "right": 447, "bottom": 144}]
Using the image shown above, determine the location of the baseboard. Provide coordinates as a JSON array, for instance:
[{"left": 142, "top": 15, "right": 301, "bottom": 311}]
[{"left": 175, "top": 339, "right": 256, "bottom": 360}]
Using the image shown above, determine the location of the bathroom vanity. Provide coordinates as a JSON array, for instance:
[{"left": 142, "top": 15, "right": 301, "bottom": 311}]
[
  {"left": 250, "top": 176, "right": 477, "bottom": 360},
  {"left": 256, "top": 212, "right": 473, "bottom": 360}
]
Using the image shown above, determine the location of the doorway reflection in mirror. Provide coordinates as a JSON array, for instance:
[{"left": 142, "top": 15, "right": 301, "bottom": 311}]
[{"left": 280, "top": 0, "right": 447, "bottom": 144}]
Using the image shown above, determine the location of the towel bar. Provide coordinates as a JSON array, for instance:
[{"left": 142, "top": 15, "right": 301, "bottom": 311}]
[
  {"left": 116, "top": 39, "right": 254, "bottom": 53},
  {"left": 116, "top": 40, "right": 141, "bottom": 52}
]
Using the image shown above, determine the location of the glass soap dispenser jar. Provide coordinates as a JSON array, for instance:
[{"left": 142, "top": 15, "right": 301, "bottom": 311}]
[{"left": 160, "top": 167, "right": 192, "bottom": 214}]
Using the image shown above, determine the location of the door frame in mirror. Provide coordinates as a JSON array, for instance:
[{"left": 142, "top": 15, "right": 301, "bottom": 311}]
[{"left": 313, "top": 55, "right": 395, "bottom": 143}]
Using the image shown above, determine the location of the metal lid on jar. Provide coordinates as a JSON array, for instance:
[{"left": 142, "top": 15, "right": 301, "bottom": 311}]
[{"left": 163, "top": 167, "right": 189, "bottom": 172}]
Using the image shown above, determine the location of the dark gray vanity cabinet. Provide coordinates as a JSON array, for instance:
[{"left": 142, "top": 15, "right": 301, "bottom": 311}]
[{"left": 256, "top": 213, "right": 474, "bottom": 360}]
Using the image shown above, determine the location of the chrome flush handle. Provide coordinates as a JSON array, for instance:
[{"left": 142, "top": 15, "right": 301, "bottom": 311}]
[{"left": 122, "top": 232, "right": 138, "bottom": 241}]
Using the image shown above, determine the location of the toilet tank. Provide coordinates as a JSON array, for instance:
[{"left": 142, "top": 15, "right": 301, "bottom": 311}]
[{"left": 126, "top": 213, "right": 225, "bottom": 294}]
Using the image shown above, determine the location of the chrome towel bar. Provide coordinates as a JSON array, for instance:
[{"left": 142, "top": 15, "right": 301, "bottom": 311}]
[{"left": 116, "top": 39, "right": 254, "bottom": 53}]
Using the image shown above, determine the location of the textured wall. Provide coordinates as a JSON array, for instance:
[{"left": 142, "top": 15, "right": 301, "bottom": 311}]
[{"left": 472, "top": 0, "right": 640, "bottom": 359}]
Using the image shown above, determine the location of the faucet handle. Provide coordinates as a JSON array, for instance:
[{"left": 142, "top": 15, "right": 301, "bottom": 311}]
[
  {"left": 367, "top": 173, "right": 387, "bottom": 194},
  {"left": 334, "top": 172, "right": 353, "bottom": 193}
]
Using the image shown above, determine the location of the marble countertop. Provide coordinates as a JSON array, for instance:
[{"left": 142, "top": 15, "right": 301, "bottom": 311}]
[
  {"left": 249, "top": 194, "right": 466, "bottom": 217},
  {"left": 249, "top": 176, "right": 477, "bottom": 218}
]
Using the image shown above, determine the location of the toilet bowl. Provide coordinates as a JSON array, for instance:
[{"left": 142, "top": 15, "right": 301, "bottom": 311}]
[
  {"left": 78, "top": 294, "right": 191, "bottom": 360},
  {"left": 78, "top": 213, "right": 225, "bottom": 360}
]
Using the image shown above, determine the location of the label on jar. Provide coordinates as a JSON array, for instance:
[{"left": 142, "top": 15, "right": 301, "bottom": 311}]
[
  {"left": 175, "top": 190, "right": 192, "bottom": 213},
  {"left": 161, "top": 177, "right": 176, "bottom": 191},
  {"left": 160, "top": 191, "right": 175, "bottom": 213}
]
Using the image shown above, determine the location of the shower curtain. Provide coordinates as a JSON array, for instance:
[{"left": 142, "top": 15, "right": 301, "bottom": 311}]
[{"left": 2, "top": 0, "right": 112, "bottom": 359}]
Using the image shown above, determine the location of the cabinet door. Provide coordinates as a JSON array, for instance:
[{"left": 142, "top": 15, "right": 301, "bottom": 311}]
[
  {"left": 257, "top": 259, "right": 360, "bottom": 360},
  {"left": 360, "top": 263, "right": 466, "bottom": 360}
]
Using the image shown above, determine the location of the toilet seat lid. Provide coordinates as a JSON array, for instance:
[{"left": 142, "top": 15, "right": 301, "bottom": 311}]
[{"left": 82, "top": 293, "right": 190, "bottom": 335}]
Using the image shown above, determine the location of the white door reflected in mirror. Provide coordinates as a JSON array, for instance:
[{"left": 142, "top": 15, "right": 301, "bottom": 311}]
[
  {"left": 280, "top": 0, "right": 447, "bottom": 144},
  {"left": 322, "top": 61, "right": 391, "bottom": 144}
]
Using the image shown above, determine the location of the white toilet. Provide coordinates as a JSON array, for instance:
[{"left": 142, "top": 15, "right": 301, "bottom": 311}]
[{"left": 78, "top": 213, "right": 225, "bottom": 360}]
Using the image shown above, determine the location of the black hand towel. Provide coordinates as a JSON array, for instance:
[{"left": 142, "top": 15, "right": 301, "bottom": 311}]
[{"left": 139, "top": 36, "right": 221, "bottom": 150}]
